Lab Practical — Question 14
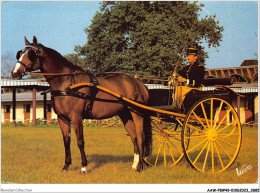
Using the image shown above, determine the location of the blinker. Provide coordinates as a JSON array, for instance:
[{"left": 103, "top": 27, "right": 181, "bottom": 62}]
[
  {"left": 16, "top": 50, "right": 23, "bottom": 60},
  {"left": 16, "top": 49, "right": 36, "bottom": 62},
  {"left": 28, "top": 49, "right": 36, "bottom": 62}
]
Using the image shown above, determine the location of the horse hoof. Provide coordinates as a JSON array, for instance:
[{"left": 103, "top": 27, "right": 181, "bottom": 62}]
[
  {"left": 136, "top": 168, "right": 142, "bottom": 172},
  {"left": 61, "top": 168, "right": 68, "bottom": 172},
  {"left": 131, "top": 166, "right": 142, "bottom": 172},
  {"left": 80, "top": 167, "right": 87, "bottom": 174},
  {"left": 136, "top": 165, "right": 143, "bottom": 172},
  {"left": 61, "top": 163, "right": 71, "bottom": 172}
]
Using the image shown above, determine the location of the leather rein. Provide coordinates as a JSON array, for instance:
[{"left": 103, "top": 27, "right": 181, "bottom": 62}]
[
  {"left": 18, "top": 45, "right": 99, "bottom": 119},
  {"left": 20, "top": 45, "right": 98, "bottom": 100}
]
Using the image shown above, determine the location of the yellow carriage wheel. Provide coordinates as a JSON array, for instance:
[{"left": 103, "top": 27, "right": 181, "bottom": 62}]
[
  {"left": 144, "top": 117, "right": 186, "bottom": 167},
  {"left": 182, "top": 97, "right": 242, "bottom": 173}
]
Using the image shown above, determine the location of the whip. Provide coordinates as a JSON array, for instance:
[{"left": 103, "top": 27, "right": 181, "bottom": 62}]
[{"left": 172, "top": 18, "right": 197, "bottom": 75}]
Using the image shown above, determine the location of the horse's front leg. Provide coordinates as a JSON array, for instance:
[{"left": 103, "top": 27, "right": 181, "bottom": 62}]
[
  {"left": 58, "top": 116, "right": 72, "bottom": 171},
  {"left": 71, "top": 116, "right": 88, "bottom": 173}
]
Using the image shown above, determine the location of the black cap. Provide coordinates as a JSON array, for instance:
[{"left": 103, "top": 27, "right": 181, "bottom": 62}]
[{"left": 187, "top": 48, "right": 198, "bottom": 55}]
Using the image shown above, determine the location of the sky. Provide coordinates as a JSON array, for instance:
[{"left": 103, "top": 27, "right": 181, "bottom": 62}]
[{"left": 1, "top": 1, "right": 258, "bottom": 70}]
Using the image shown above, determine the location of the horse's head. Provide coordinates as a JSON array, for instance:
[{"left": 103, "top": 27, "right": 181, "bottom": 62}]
[{"left": 11, "top": 36, "right": 42, "bottom": 79}]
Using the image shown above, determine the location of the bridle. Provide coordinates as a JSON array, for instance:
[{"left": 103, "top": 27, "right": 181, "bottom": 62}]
[
  {"left": 16, "top": 45, "right": 42, "bottom": 77},
  {"left": 16, "top": 45, "right": 84, "bottom": 77},
  {"left": 15, "top": 44, "right": 100, "bottom": 88}
]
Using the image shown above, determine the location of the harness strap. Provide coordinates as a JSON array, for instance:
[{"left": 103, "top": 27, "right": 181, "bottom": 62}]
[
  {"left": 85, "top": 69, "right": 99, "bottom": 118},
  {"left": 51, "top": 90, "right": 91, "bottom": 100},
  {"left": 89, "top": 69, "right": 99, "bottom": 85},
  {"left": 25, "top": 72, "right": 85, "bottom": 76},
  {"left": 51, "top": 69, "right": 99, "bottom": 119},
  {"left": 17, "top": 61, "right": 28, "bottom": 69},
  {"left": 51, "top": 90, "right": 91, "bottom": 116}
]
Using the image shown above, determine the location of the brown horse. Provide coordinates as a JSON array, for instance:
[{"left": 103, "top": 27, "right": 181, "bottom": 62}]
[{"left": 11, "top": 36, "right": 152, "bottom": 173}]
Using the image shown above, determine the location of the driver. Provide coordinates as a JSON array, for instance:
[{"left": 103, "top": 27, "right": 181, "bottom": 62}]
[{"left": 171, "top": 48, "right": 205, "bottom": 87}]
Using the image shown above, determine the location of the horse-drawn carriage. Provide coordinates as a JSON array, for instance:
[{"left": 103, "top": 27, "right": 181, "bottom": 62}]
[{"left": 12, "top": 36, "right": 242, "bottom": 174}]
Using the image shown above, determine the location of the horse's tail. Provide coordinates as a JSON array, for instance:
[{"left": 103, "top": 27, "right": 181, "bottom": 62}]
[{"left": 143, "top": 115, "right": 152, "bottom": 157}]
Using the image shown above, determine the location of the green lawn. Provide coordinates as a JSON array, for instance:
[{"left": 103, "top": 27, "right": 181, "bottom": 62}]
[{"left": 1, "top": 125, "right": 258, "bottom": 184}]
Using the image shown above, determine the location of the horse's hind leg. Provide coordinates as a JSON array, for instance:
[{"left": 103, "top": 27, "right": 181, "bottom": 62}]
[
  {"left": 58, "top": 116, "right": 72, "bottom": 171},
  {"left": 119, "top": 111, "right": 139, "bottom": 170},
  {"left": 71, "top": 115, "right": 88, "bottom": 173},
  {"left": 130, "top": 112, "right": 145, "bottom": 172}
]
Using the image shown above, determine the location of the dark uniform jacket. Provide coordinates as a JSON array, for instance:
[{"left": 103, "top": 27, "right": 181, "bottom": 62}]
[{"left": 178, "top": 61, "right": 205, "bottom": 87}]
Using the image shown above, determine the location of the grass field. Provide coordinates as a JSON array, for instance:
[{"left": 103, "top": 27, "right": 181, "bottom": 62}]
[{"left": 1, "top": 125, "right": 258, "bottom": 184}]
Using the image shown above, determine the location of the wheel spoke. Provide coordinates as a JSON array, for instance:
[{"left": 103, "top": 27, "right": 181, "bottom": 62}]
[
  {"left": 155, "top": 144, "right": 162, "bottom": 167},
  {"left": 216, "top": 137, "right": 237, "bottom": 148},
  {"left": 202, "top": 141, "right": 211, "bottom": 172},
  {"left": 213, "top": 101, "right": 223, "bottom": 130},
  {"left": 167, "top": 125, "right": 177, "bottom": 130},
  {"left": 176, "top": 118, "right": 183, "bottom": 126},
  {"left": 143, "top": 157, "right": 152, "bottom": 167},
  {"left": 201, "top": 101, "right": 210, "bottom": 129},
  {"left": 166, "top": 142, "right": 176, "bottom": 164},
  {"left": 186, "top": 138, "right": 207, "bottom": 153},
  {"left": 168, "top": 138, "right": 183, "bottom": 154},
  {"left": 153, "top": 136, "right": 160, "bottom": 145},
  {"left": 215, "top": 140, "right": 232, "bottom": 160},
  {"left": 168, "top": 131, "right": 181, "bottom": 138},
  {"left": 191, "top": 111, "right": 209, "bottom": 131},
  {"left": 186, "top": 134, "right": 207, "bottom": 139},
  {"left": 152, "top": 126, "right": 162, "bottom": 132},
  {"left": 216, "top": 120, "right": 237, "bottom": 134},
  {"left": 163, "top": 143, "right": 167, "bottom": 167},
  {"left": 214, "top": 108, "right": 232, "bottom": 131},
  {"left": 152, "top": 128, "right": 161, "bottom": 134},
  {"left": 214, "top": 142, "right": 224, "bottom": 169},
  {"left": 186, "top": 123, "right": 205, "bottom": 133},
  {"left": 211, "top": 142, "right": 214, "bottom": 173},
  {"left": 210, "top": 99, "right": 213, "bottom": 130},
  {"left": 218, "top": 133, "right": 240, "bottom": 137},
  {"left": 192, "top": 140, "right": 209, "bottom": 165}
]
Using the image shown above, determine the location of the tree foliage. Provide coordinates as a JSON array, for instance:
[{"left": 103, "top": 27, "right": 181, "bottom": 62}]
[
  {"left": 76, "top": 1, "right": 223, "bottom": 77},
  {"left": 1, "top": 52, "right": 15, "bottom": 78},
  {"left": 64, "top": 53, "right": 86, "bottom": 70}
]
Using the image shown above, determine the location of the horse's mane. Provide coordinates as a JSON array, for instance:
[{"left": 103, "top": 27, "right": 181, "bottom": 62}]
[{"left": 39, "top": 44, "right": 85, "bottom": 72}]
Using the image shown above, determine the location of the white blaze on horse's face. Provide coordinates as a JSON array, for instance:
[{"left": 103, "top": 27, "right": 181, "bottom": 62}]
[
  {"left": 131, "top": 153, "right": 139, "bottom": 170},
  {"left": 13, "top": 51, "right": 27, "bottom": 74}
]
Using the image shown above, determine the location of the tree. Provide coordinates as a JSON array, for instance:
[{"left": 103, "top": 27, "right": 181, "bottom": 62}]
[
  {"left": 76, "top": 1, "right": 223, "bottom": 77},
  {"left": 1, "top": 52, "right": 15, "bottom": 78},
  {"left": 64, "top": 52, "right": 87, "bottom": 70}
]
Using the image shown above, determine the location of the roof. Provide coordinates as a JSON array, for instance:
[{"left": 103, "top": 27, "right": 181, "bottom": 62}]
[
  {"left": 205, "top": 64, "right": 257, "bottom": 71},
  {"left": 240, "top": 60, "right": 258, "bottom": 67},
  {"left": 1, "top": 79, "right": 49, "bottom": 87},
  {"left": 202, "top": 85, "right": 258, "bottom": 93},
  {"left": 1, "top": 92, "right": 52, "bottom": 102},
  {"left": 146, "top": 83, "right": 258, "bottom": 94},
  {"left": 145, "top": 84, "right": 169, "bottom": 89}
]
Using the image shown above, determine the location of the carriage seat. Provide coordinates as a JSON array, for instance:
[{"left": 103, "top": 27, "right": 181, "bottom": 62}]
[
  {"left": 202, "top": 77, "right": 233, "bottom": 86},
  {"left": 174, "top": 77, "right": 233, "bottom": 111}
]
